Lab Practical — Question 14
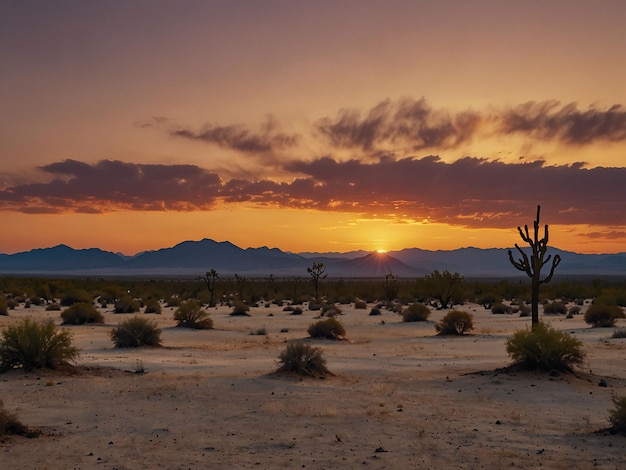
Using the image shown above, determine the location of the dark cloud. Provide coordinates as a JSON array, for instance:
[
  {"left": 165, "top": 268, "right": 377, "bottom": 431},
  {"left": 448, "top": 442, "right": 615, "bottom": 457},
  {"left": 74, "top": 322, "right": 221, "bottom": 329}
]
[
  {"left": 170, "top": 116, "right": 299, "bottom": 154},
  {"left": 1, "top": 157, "right": 624, "bottom": 230},
  {"left": 313, "top": 98, "right": 626, "bottom": 152}
]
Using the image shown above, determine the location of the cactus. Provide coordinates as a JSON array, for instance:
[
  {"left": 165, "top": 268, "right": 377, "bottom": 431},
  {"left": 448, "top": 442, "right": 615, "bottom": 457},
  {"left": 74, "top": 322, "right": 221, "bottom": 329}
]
[{"left": 508, "top": 205, "right": 562, "bottom": 327}]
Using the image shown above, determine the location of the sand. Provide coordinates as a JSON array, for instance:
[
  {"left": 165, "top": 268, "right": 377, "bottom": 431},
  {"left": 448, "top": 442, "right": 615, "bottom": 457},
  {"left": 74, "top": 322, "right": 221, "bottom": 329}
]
[{"left": 0, "top": 301, "right": 625, "bottom": 469}]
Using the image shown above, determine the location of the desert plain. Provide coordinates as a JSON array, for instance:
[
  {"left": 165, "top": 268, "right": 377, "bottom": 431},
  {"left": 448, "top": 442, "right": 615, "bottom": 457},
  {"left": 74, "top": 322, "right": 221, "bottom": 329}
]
[{"left": 0, "top": 299, "right": 625, "bottom": 470}]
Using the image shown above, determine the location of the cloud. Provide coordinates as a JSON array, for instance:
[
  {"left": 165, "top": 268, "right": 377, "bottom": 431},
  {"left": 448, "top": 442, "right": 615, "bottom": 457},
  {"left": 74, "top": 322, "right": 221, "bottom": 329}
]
[
  {"left": 313, "top": 98, "right": 626, "bottom": 152},
  {"left": 2, "top": 157, "right": 623, "bottom": 230},
  {"left": 170, "top": 115, "right": 299, "bottom": 154}
]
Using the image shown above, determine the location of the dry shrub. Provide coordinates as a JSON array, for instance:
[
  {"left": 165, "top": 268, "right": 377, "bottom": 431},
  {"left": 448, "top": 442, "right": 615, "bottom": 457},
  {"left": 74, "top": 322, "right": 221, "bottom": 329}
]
[
  {"left": 0, "top": 297, "right": 7, "bottom": 316},
  {"left": 401, "top": 303, "right": 431, "bottom": 322},
  {"left": 369, "top": 306, "right": 382, "bottom": 316},
  {"left": 322, "top": 303, "right": 342, "bottom": 317},
  {"left": 584, "top": 304, "right": 624, "bottom": 327},
  {"left": 110, "top": 316, "right": 162, "bottom": 348},
  {"left": 144, "top": 298, "right": 162, "bottom": 314},
  {"left": 0, "top": 400, "right": 40, "bottom": 438},
  {"left": 543, "top": 301, "right": 567, "bottom": 315},
  {"left": 354, "top": 300, "right": 367, "bottom": 309},
  {"left": 612, "top": 329, "right": 626, "bottom": 338},
  {"left": 0, "top": 318, "right": 79, "bottom": 371},
  {"left": 230, "top": 301, "right": 250, "bottom": 316},
  {"left": 114, "top": 296, "right": 140, "bottom": 314},
  {"left": 491, "top": 302, "right": 511, "bottom": 314},
  {"left": 435, "top": 310, "right": 474, "bottom": 335},
  {"left": 174, "top": 300, "right": 213, "bottom": 329},
  {"left": 307, "top": 317, "right": 346, "bottom": 340},
  {"left": 276, "top": 342, "right": 331, "bottom": 377},
  {"left": 608, "top": 395, "right": 626, "bottom": 435},
  {"left": 505, "top": 322, "right": 585, "bottom": 372},
  {"left": 61, "top": 302, "right": 104, "bottom": 325}
]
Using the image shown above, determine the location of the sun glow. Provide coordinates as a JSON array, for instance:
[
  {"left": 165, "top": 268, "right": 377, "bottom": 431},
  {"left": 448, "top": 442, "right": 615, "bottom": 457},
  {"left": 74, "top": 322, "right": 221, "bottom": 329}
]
[{"left": 376, "top": 249, "right": 387, "bottom": 253}]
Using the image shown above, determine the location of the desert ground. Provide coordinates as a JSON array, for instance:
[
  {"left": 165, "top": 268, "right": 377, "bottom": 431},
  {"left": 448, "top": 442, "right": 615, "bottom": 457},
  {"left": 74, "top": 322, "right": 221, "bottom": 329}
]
[{"left": 0, "top": 299, "right": 625, "bottom": 469}]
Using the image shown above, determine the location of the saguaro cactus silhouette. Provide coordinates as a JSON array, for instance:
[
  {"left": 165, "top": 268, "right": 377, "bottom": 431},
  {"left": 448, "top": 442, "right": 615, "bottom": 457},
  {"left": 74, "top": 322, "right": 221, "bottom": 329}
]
[{"left": 508, "top": 205, "right": 562, "bottom": 327}]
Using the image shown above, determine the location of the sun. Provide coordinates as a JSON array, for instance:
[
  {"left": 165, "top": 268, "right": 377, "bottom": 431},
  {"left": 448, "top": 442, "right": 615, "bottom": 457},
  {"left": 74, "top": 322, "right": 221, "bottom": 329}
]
[{"left": 376, "top": 249, "right": 387, "bottom": 253}]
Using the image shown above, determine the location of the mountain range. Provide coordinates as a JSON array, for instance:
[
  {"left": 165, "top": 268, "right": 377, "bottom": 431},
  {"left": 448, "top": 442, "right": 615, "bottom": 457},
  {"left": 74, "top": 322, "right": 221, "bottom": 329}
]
[{"left": 1, "top": 238, "right": 625, "bottom": 278}]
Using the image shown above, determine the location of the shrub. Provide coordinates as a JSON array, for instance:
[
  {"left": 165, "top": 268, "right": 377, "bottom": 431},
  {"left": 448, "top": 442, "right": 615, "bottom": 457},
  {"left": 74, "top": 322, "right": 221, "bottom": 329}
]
[
  {"left": 505, "top": 322, "right": 585, "bottom": 372},
  {"left": 7, "top": 299, "right": 18, "bottom": 310},
  {"left": 543, "top": 301, "right": 567, "bottom": 315},
  {"left": 165, "top": 296, "right": 181, "bottom": 308},
  {"left": 307, "top": 317, "right": 346, "bottom": 340},
  {"left": 45, "top": 303, "right": 61, "bottom": 311},
  {"left": 0, "top": 297, "right": 7, "bottom": 316},
  {"left": 290, "top": 307, "right": 303, "bottom": 316},
  {"left": 354, "top": 300, "right": 367, "bottom": 309},
  {"left": 612, "top": 329, "right": 626, "bottom": 338},
  {"left": 308, "top": 301, "right": 322, "bottom": 311},
  {"left": 0, "top": 400, "right": 39, "bottom": 438},
  {"left": 369, "top": 306, "right": 382, "bottom": 316},
  {"left": 110, "top": 316, "right": 162, "bottom": 348},
  {"left": 174, "top": 300, "right": 213, "bottom": 329},
  {"left": 518, "top": 303, "right": 531, "bottom": 317},
  {"left": 61, "top": 302, "right": 104, "bottom": 325},
  {"left": 251, "top": 326, "right": 267, "bottom": 336},
  {"left": 114, "top": 296, "right": 140, "bottom": 314},
  {"left": 608, "top": 395, "right": 626, "bottom": 435},
  {"left": 230, "top": 301, "right": 250, "bottom": 316},
  {"left": 322, "top": 303, "right": 342, "bottom": 317},
  {"left": 276, "top": 342, "right": 331, "bottom": 377},
  {"left": 401, "top": 303, "right": 431, "bottom": 322},
  {"left": 491, "top": 302, "right": 511, "bottom": 314},
  {"left": 584, "top": 304, "right": 624, "bottom": 327},
  {"left": 60, "top": 289, "right": 93, "bottom": 307},
  {"left": 435, "top": 310, "right": 474, "bottom": 335},
  {"left": 143, "top": 298, "right": 162, "bottom": 314},
  {"left": 0, "top": 318, "right": 79, "bottom": 371},
  {"left": 568, "top": 305, "right": 581, "bottom": 316}
]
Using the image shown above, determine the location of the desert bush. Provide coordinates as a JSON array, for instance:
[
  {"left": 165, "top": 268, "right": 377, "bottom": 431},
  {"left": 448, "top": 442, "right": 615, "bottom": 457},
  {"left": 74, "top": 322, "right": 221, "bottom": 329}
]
[
  {"left": 505, "top": 322, "right": 585, "bottom": 372},
  {"left": 568, "top": 305, "right": 581, "bottom": 316},
  {"left": 110, "top": 316, "right": 162, "bottom": 348},
  {"left": 322, "top": 303, "right": 342, "bottom": 317},
  {"left": 584, "top": 304, "right": 624, "bottom": 327},
  {"left": 518, "top": 303, "right": 531, "bottom": 317},
  {"left": 369, "top": 306, "right": 382, "bottom": 316},
  {"left": 45, "top": 302, "right": 61, "bottom": 311},
  {"left": 401, "top": 303, "right": 431, "bottom": 322},
  {"left": 608, "top": 395, "right": 626, "bottom": 434},
  {"left": 251, "top": 326, "right": 267, "bottom": 336},
  {"left": 0, "top": 318, "right": 79, "bottom": 371},
  {"left": 290, "top": 307, "right": 303, "bottom": 316},
  {"left": 308, "top": 301, "right": 322, "bottom": 311},
  {"left": 174, "top": 300, "right": 213, "bottom": 329},
  {"left": 435, "top": 310, "right": 474, "bottom": 335},
  {"left": 114, "top": 296, "right": 140, "bottom": 314},
  {"left": 6, "top": 298, "right": 18, "bottom": 310},
  {"left": 230, "top": 301, "right": 250, "bottom": 316},
  {"left": 143, "top": 298, "right": 162, "bottom": 314},
  {"left": 354, "top": 300, "right": 367, "bottom": 309},
  {"left": 0, "top": 400, "right": 39, "bottom": 438},
  {"left": 165, "top": 296, "right": 181, "bottom": 308},
  {"left": 29, "top": 296, "right": 42, "bottom": 306},
  {"left": 612, "top": 329, "right": 626, "bottom": 338},
  {"left": 61, "top": 302, "right": 104, "bottom": 325},
  {"left": 543, "top": 301, "right": 567, "bottom": 315},
  {"left": 0, "top": 297, "right": 7, "bottom": 316},
  {"left": 307, "top": 317, "right": 346, "bottom": 340},
  {"left": 276, "top": 342, "right": 331, "bottom": 377},
  {"left": 60, "top": 289, "right": 93, "bottom": 307},
  {"left": 491, "top": 302, "right": 511, "bottom": 314}
]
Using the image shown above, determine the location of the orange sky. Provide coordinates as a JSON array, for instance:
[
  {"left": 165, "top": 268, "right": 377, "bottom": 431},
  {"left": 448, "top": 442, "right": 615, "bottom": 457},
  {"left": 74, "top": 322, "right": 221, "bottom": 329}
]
[{"left": 1, "top": 1, "right": 626, "bottom": 255}]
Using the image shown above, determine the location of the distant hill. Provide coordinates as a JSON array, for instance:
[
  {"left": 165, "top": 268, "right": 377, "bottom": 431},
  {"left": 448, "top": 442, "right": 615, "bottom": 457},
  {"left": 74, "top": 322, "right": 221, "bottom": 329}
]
[{"left": 0, "top": 238, "right": 625, "bottom": 277}]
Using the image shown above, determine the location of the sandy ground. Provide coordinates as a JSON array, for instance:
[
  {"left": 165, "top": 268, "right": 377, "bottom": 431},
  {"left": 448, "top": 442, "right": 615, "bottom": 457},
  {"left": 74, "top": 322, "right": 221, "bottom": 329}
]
[{"left": 0, "top": 300, "right": 625, "bottom": 469}]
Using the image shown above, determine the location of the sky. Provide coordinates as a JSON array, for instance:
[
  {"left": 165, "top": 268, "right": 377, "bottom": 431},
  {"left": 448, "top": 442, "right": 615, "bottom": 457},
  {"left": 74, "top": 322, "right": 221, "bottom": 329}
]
[{"left": 1, "top": 0, "right": 626, "bottom": 256}]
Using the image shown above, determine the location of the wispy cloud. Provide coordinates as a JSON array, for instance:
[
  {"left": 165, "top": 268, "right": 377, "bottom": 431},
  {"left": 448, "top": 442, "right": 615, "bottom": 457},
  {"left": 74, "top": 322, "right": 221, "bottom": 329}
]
[{"left": 1, "top": 157, "right": 624, "bottom": 229}]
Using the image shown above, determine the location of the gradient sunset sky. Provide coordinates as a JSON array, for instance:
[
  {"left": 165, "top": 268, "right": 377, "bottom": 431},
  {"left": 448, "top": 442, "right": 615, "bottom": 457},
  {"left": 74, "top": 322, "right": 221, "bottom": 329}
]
[{"left": 1, "top": 1, "right": 626, "bottom": 255}]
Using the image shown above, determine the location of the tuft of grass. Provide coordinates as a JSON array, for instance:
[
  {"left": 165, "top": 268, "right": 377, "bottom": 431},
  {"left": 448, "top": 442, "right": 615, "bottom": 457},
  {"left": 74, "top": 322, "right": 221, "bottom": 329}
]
[
  {"left": 110, "top": 316, "right": 162, "bottom": 348},
  {"left": 307, "top": 317, "right": 346, "bottom": 340},
  {"left": 0, "top": 318, "right": 79, "bottom": 372},
  {"left": 276, "top": 342, "right": 332, "bottom": 377},
  {"left": 505, "top": 322, "right": 585, "bottom": 372},
  {"left": 0, "top": 400, "right": 40, "bottom": 438},
  {"left": 401, "top": 303, "right": 431, "bottom": 322},
  {"left": 61, "top": 302, "right": 104, "bottom": 325},
  {"left": 608, "top": 395, "right": 626, "bottom": 435},
  {"left": 174, "top": 300, "right": 213, "bottom": 329},
  {"left": 435, "top": 310, "right": 474, "bottom": 335}
]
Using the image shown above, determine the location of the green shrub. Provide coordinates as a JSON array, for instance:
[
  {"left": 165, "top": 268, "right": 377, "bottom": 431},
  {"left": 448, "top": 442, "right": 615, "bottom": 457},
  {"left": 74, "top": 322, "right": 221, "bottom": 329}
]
[
  {"left": 61, "top": 302, "right": 104, "bottom": 325},
  {"left": 307, "top": 317, "right": 346, "bottom": 340},
  {"left": 0, "top": 400, "right": 39, "bottom": 438},
  {"left": 505, "top": 322, "right": 585, "bottom": 372},
  {"left": 110, "top": 316, "right": 162, "bottom": 348},
  {"left": 584, "top": 304, "right": 624, "bottom": 327},
  {"left": 230, "top": 301, "right": 250, "bottom": 316},
  {"left": 608, "top": 395, "right": 626, "bottom": 435},
  {"left": 0, "top": 297, "right": 7, "bottom": 316},
  {"left": 491, "top": 302, "right": 511, "bottom": 314},
  {"left": 435, "top": 310, "right": 474, "bottom": 335},
  {"left": 543, "top": 301, "right": 567, "bottom": 315},
  {"left": 143, "top": 298, "right": 162, "bottom": 314},
  {"left": 174, "top": 300, "right": 213, "bottom": 329},
  {"left": 114, "top": 296, "right": 140, "bottom": 314},
  {"left": 276, "top": 342, "right": 331, "bottom": 377},
  {"left": 0, "top": 318, "right": 79, "bottom": 371},
  {"left": 401, "top": 303, "right": 431, "bottom": 322}
]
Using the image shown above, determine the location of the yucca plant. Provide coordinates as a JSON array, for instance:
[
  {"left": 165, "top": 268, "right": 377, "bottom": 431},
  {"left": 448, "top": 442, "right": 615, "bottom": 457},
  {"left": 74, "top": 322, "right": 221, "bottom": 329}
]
[{"left": 0, "top": 318, "right": 79, "bottom": 371}]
